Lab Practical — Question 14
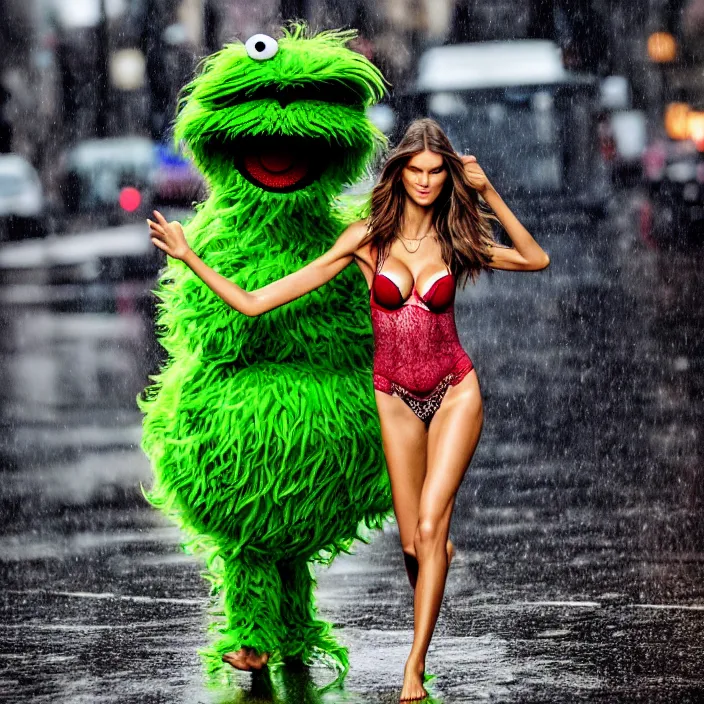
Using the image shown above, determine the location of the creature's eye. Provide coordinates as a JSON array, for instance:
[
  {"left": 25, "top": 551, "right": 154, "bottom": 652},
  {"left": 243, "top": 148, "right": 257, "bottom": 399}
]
[{"left": 245, "top": 34, "right": 279, "bottom": 60}]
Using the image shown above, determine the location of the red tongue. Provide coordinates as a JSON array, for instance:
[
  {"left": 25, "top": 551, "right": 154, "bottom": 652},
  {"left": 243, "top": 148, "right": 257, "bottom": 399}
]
[{"left": 243, "top": 148, "right": 309, "bottom": 189}]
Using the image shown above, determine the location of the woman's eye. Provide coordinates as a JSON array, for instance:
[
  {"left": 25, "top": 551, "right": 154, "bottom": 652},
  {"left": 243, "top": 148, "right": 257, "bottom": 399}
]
[{"left": 245, "top": 34, "right": 279, "bottom": 60}]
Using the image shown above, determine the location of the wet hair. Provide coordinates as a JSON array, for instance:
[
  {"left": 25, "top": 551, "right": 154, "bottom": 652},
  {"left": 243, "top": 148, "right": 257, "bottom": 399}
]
[{"left": 362, "top": 117, "right": 496, "bottom": 286}]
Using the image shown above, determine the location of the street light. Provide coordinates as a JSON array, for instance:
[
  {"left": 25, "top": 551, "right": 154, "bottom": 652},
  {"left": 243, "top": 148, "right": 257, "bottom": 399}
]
[
  {"left": 647, "top": 31, "right": 678, "bottom": 63},
  {"left": 664, "top": 102, "right": 690, "bottom": 140}
]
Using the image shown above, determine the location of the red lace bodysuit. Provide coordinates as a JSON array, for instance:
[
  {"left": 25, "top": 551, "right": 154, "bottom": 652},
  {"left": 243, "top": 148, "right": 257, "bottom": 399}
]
[{"left": 370, "top": 249, "right": 474, "bottom": 425}]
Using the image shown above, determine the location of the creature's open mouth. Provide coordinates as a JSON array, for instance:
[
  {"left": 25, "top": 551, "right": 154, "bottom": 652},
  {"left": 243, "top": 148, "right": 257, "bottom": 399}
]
[
  {"left": 239, "top": 137, "right": 315, "bottom": 191},
  {"left": 206, "top": 135, "right": 341, "bottom": 192},
  {"left": 199, "top": 80, "right": 373, "bottom": 192}
]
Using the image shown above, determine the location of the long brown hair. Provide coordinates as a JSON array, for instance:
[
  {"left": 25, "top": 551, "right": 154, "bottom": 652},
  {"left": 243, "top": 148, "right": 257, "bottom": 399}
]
[{"left": 362, "top": 117, "right": 496, "bottom": 287}]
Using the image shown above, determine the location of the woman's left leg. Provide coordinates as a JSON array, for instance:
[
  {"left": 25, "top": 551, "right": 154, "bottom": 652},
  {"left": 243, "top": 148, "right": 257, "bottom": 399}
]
[{"left": 400, "top": 370, "right": 483, "bottom": 701}]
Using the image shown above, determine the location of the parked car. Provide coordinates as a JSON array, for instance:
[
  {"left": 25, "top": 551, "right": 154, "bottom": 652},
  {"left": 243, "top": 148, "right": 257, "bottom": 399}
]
[
  {"left": 0, "top": 154, "right": 46, "bottom": 241},
  {"left": 59, "top": 137, "right": 209, "bottom": 226},
  {"left": 58, "top": 136, "right": 155, "bottom": 226},
  {"left": 642, "top": 136, "right": 704, "bottom": 245},
  {"left": 597, "top": 75, "right": 647, "bottom": 188},
  {"left": 394, "top": 40, "right": 612, "bottom": 222}
]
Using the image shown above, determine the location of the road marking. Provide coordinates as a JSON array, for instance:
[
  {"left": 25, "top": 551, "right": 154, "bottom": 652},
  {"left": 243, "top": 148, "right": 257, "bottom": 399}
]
[
  {"left": 6, "top": 588, "right": 203, "bottom": 606},
  {"left": 631, "top": 603, "right": 704, "bottom": 611},
  {"left": 515, "top": 600, "right": 601, "bottom": 607},
  {"left": 9, "top": 590, "right": 704, "bottom": 612}
]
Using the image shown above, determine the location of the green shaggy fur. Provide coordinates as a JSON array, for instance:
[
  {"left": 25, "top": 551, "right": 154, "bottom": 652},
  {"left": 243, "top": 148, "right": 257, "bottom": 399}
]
[{"left": 138, "top": 24, "right": 393, "bottom": 678}]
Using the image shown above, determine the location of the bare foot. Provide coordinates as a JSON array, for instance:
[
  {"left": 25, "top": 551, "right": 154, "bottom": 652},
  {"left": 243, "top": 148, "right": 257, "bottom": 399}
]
[
  {"left": 222, "top": 647, "right": 270, "bottom": 671},
  {"left": 400, "top": 658, "right": 427, "bottom": 701}
]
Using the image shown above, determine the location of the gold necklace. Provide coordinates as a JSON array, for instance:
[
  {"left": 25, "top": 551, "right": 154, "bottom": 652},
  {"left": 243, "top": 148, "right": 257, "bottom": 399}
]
[{"left": 396, "top": 231, "right": 430, "bottom": 254}]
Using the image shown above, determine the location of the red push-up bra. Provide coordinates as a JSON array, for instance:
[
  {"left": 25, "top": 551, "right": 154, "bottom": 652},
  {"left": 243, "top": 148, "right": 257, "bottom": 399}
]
[{"left": 371, "top": 269, "right": 456, "bottom": 312}]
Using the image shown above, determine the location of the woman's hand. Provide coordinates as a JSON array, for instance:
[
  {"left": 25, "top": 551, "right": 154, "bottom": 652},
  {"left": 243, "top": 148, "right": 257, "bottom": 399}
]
[
  {"left": 147, "top": 210, "right": 191, "bottom": 260},
  {"left": 460, "top": 155, "right": 492, "bottom": 194}
]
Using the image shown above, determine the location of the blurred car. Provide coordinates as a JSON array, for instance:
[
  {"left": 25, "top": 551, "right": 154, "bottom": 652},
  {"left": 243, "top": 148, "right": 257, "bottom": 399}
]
[
  {"left": 366, "top": 102, "right": 397, "bottom": 137},
  {"left": 597, "top": 75, "right": 647, "bottom": 188},
  {"left": 59, "top": 136, "right": 155, "bottom": 225},
  {"left": 152, "top": 142, "right": 207, "bottom": 207},
  {"left": 0, "top": 154, "right": 46, "bottom": 241},
  {"left": 341, "top": 103, "right": 397, "bottom": 200},
  {"left": 641, "top": 136, "right": 704, "bottom": 244},
  {"left": 394, "top": 40, "right": 612, "bottom": 222},
  {"left": 59, "top": 137, "right": 208, "bottom": 226}
]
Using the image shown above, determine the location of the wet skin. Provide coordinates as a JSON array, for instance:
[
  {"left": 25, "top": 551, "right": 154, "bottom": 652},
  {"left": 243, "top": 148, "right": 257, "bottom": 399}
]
[
  {"left": 372, "top": 149, "right": 483, "bottom": 701},
  {"left": 371, "top": 147, "right": 548, "bottom": 701}
]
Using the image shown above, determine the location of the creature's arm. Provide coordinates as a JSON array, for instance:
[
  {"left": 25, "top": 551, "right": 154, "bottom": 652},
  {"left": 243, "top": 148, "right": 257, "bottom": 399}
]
[
  {"left": 461, "top": 155, "right": 550, "bottom": 272},
  {"left": 148, "top": 210, "right": 367, "bottom": 317}
]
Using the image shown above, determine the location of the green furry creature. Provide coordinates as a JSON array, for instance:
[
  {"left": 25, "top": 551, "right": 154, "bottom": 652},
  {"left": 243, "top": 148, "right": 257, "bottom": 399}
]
[{"left": 138, "top": 24, "right": 393, "bottom": 677}]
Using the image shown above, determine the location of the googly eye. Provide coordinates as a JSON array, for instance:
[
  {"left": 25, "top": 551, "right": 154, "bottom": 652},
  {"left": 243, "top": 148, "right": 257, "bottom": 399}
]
[{"left": 245, "top": 34, "right": 279, "bottom": 61}]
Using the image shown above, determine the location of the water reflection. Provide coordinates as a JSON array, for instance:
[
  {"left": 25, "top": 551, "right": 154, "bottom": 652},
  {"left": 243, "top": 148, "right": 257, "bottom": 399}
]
[{"left": 212, "top": 664, "right": 444, "bottom": 704}]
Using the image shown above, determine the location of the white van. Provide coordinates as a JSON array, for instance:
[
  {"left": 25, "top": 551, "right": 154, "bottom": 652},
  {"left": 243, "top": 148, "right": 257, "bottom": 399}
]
[
  {"left": 398, "top": 40, "right": 610, "bottom": 216},
  {"left": 0, "top": 154, "right": 46, "bottom": 241}
]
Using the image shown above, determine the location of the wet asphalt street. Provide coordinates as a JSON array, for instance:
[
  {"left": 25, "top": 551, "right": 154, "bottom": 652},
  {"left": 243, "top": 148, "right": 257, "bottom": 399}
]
[{"left": 1, "top": 193, "right": 704, "bottom": 703}]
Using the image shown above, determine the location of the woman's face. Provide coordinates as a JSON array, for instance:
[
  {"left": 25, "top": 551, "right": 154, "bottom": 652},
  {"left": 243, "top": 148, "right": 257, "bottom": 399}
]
[{"left": 401, "top": 149, "right": 448, "bottom": 207}]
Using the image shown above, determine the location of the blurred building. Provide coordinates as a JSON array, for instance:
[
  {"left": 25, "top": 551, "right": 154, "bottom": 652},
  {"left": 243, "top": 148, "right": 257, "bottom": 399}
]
[
  {"left": 0, "top": 0, "right": 43, "bottom": 160},
  {"left": 0, "top": 0, "right": 702, "bottom": 192}
]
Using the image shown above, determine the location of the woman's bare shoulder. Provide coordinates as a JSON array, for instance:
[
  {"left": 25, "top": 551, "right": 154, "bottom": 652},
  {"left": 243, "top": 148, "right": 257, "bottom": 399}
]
[
  {"left": 336, "top": 218, "right": 371, "bottom": 254},
  {"left": 344, "top": 218, "right": 370, "bottom": 238}
]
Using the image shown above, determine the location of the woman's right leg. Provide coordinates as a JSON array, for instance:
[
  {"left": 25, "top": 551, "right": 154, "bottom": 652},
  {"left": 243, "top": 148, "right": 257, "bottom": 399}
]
[
  {"left": 375, "top": 389, "right": 427, "bottom": 588},
  {"left": 375, "top": 390, "right": 454, "bottom": 589}
]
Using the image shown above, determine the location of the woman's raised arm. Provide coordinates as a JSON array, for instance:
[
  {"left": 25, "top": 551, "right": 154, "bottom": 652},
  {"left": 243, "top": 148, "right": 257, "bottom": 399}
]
[
  {"left": 148, "top": 211, "right": 368, "bottom": 317},
  {"left": 460, "top": 155, "right": 550, "bottom": 272}
]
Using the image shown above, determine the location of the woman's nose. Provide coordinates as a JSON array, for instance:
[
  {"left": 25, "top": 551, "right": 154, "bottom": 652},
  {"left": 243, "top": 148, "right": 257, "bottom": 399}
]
[{"left": 417, "top": 173, "right": 429, "bottom": 186}]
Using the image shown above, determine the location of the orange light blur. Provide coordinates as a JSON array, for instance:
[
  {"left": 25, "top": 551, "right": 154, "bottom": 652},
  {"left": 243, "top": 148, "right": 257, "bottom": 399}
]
[
  {"left": 647, "top": 32, "right": 677, "bottom": 63},
  {"left": 665, "top": 102, "right": 690, "bottom": 140},
  {"left": 688, "top": 111, "right": 704, "bottom": 150}
]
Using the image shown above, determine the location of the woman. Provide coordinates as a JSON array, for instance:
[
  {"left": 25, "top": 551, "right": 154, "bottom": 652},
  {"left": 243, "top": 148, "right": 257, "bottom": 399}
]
[{"left": 148, "top": 118, "right": 549, "bottom": 701}]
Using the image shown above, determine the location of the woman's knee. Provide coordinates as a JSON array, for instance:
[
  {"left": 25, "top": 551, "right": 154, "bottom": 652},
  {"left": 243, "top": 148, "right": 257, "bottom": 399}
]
[{"left": 413, "top": 516, "right": 446, "bottom": 551}]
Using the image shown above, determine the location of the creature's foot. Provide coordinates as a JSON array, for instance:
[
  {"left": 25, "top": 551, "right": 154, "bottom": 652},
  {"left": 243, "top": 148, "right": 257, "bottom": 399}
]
[
  {"left": 276, "top": 560, "right": 349, "bottom": 676},
  {"left": 210, "top": 554, "right": 283, "bottom": 675},
  {"left": 222, "top": 647, "right": 270, "bottom": 671},
  {"left": 400, "top": 657, "right": 427, "bottom": 701}
]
